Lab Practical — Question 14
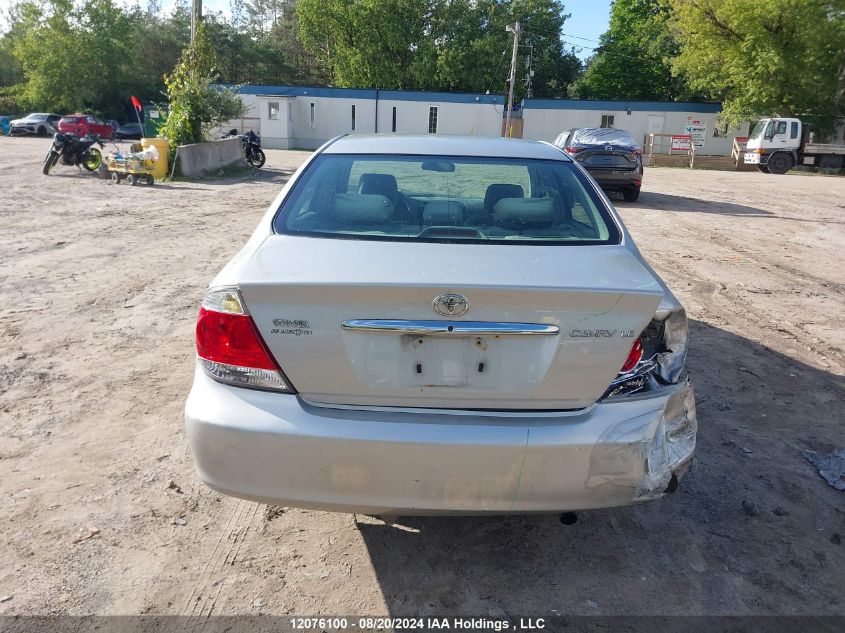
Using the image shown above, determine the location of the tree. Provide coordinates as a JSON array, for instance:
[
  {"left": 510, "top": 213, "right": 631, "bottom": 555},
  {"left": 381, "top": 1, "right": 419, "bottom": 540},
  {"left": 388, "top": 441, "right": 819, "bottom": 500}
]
[
  {"left": 159, "top": 21, "right": 247, "bottom": 151},
  {"left": 10, "top": 0, "right": 136, "bottom": 116},
  {"left": 571, "top": 0, "right": 701, "bottom": 101},
  {"left": 296, "top": 0, "right": 581, "bottom": 97},
  {"left": 666, "top": 0, "right": 845, "bottom": 136}
]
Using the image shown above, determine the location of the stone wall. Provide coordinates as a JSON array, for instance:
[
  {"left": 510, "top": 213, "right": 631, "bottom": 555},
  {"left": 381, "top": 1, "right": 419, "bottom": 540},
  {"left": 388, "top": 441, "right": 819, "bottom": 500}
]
[{"left": 177, "top": 138, "right": 245, "bottom": 177}]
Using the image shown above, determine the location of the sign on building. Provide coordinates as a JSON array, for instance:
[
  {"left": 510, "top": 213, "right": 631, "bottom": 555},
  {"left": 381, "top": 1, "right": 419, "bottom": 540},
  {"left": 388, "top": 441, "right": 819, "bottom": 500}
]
[
  {"left": 684, "top": 117, "right": 707, "bottom": 148},
  {"left": 671, "top": 135, "right": 691, "bottom": 151}
]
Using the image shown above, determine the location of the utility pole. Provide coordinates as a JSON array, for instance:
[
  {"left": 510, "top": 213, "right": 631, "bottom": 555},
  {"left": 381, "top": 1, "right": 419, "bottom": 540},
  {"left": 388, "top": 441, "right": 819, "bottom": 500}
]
[
  {"left": 191, "top": 0, "right": 202, "bottom": 42},
  {"left": 504, "top": 21, "right": 521, "bottom": 139}
]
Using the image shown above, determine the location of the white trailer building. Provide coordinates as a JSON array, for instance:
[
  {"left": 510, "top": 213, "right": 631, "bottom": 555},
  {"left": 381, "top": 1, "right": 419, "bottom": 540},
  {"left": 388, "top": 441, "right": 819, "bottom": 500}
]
[
  {"left": 227, "top": 85, "right": 505, "bottom": 150},
  {"left": 521, "top": 99, "right": 749, "bottom": 156},
  {"left": 221, "top": 85, "right": 749, "bottom": 156}
]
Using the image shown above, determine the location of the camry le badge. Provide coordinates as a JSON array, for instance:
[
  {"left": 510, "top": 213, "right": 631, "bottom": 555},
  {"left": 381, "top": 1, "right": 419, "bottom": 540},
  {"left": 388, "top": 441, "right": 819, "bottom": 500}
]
[{"left": 433, "top": 293, "right": 470, "bottom": 317}]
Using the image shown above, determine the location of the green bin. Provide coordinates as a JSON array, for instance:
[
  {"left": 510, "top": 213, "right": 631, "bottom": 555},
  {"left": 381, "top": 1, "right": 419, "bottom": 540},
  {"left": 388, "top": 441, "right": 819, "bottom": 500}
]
[{"left": 143, "top": 105, "right": 166, "bottom": 137}]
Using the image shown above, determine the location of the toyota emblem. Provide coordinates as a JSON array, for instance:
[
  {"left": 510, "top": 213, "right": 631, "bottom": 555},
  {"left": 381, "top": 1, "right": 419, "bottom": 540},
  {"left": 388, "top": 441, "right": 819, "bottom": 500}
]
[{"left": 433, "top": 294, "right": 470, "bottom": 317}]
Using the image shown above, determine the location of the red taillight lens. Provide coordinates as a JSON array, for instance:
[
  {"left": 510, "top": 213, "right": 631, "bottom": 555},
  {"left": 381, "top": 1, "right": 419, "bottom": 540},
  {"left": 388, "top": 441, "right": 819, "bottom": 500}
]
[
  {"left": 621, "top": 338, "right": 644, "bottom": 373},
  {"left": 196, "top": 307, "right": 276, "bottom": 370},
  {"left": 565, "top": 146, "right": 584, "bottom": 154}
]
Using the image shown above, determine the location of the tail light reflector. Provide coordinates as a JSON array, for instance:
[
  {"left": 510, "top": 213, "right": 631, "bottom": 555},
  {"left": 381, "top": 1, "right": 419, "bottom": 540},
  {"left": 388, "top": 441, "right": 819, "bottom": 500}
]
[{"left": 195, "top": 288, "right": 293, "bottom": 392}]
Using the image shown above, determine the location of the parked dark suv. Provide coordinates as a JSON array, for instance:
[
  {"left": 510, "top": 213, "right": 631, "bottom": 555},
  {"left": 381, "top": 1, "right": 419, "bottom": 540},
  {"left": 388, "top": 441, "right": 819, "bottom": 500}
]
[{"left": 553, "top": 128, "right": 643, "bottom": 202}]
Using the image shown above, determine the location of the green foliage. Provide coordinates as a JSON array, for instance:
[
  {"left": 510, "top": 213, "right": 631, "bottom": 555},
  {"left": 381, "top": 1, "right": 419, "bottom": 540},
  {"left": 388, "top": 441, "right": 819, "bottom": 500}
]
[
  {"left": 158, "top": 21, "right": 248, "bottom": 150},
  {"left": 296, "top": 0, "right": 582, "bottom": 98},
  {"left": 666, "top": 0, "right": 845, "bottom": 136},
  {"left": 2, "top": 0, "right": 192, "bottom": 119},
  {"left": 571, "top": 0, "right": 702, "bottom": 101}
]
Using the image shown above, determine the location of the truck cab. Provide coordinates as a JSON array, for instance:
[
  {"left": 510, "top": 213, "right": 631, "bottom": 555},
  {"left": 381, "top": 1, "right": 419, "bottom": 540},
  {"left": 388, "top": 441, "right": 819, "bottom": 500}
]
[
  {"left": 745, "top": 117, "right": 845, "bottom": 174},
  {"left": 744, "top": 117, "right": 802, "bottom": 174}
]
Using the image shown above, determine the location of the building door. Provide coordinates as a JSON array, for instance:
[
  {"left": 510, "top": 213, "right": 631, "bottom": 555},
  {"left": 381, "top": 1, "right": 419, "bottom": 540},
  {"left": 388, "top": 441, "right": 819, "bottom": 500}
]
[
  {"left": 647, "top": 115, "right": 665, "bottom": 134},
  {"left": 259, "top": 97, "right": 289, "bottom": 147}
]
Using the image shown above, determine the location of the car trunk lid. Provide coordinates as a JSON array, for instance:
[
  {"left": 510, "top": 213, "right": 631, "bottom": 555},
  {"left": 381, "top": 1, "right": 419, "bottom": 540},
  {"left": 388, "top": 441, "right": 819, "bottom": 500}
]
[
  {"left": 237, "top": 236, "right": 663, "bottom": 410},
  {"left": 577, "top": 147, "right": 638, "bottom": 170}
]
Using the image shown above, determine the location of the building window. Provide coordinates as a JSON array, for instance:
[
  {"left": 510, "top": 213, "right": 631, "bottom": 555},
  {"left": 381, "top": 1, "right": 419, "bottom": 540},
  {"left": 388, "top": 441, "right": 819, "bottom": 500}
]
[
  {"left": 351, "top": 105, "right": 356, "bottom": 131},
  {"left": 600, "top": 114, "right": 614, "bottom": 128},
  {"left": 392, "top": 107, "right": 397, "bottom": 133},
  {"left": 428, "top": 106, "right": 438, "bottom": 134},
  {"left": 310, "top": 102, "right": 315, "bottom": 129},
  {"left": 268, "top": 102, "right": 279, "bottom": 120}
]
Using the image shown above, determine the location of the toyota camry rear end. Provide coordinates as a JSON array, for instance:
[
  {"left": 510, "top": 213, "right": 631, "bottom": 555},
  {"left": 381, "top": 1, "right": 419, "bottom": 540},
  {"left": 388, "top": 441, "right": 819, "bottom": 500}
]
[{"left": 184, "top": 135, "right": 696, "bottom": 515}]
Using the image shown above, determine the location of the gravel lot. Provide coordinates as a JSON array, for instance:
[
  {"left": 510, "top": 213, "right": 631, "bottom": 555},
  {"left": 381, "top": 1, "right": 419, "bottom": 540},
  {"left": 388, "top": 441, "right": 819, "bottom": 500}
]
[{"left": 0, "top": 136, "right": 842, "bottom": 617}]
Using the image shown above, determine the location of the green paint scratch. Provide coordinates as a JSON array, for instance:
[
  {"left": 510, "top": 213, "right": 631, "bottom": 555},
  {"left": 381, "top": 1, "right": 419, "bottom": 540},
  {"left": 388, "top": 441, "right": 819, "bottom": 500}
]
[
  {"left": 510, "top": 429, "right": 531, "bottom": 511},
  {"left": 571, "top": 292, "right": 626, "bottom": 328}
]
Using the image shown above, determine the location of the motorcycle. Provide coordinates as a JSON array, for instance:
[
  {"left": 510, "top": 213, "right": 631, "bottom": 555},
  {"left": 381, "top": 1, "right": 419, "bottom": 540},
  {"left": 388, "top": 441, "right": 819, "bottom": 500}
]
[
  {"left": 43, "top": 132, "right": 105, "bottom": 175},
  {"left": 220, "top": 128, "right": 266, "bottom": 168}
]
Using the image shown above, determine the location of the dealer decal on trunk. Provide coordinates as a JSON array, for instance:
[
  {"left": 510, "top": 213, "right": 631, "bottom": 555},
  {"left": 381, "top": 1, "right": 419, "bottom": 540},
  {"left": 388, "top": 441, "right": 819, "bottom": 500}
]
[{"left": 270, "top": 319, "right": 312, "bottom": 336}]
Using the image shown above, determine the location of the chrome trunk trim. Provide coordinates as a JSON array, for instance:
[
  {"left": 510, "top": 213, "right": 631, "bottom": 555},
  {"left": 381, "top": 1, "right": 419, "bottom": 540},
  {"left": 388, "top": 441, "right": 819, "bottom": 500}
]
[{"left": 341, "top": 319, "right": 560, "bottom": 336}]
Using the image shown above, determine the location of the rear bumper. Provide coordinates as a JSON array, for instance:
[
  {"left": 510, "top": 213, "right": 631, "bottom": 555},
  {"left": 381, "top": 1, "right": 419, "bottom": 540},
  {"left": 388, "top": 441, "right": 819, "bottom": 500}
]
[
  {"left": 185, "top": 367, "right": 696, "bottom": 514},
  {"left": 585, "top": 168, "right": 642, "bottom": 189}
]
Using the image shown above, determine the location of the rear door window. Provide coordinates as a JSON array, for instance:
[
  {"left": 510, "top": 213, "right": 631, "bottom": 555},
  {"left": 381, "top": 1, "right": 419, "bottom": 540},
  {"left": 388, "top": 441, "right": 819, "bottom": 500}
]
[{"left": 274, "top": 154, "right": 620, "bottom": 245}]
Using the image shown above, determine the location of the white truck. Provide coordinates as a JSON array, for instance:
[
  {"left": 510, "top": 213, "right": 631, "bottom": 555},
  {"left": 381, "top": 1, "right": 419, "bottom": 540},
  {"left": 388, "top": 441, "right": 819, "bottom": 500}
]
[{"left": 744, "top": 117, "right": 845, "bottom": 174}]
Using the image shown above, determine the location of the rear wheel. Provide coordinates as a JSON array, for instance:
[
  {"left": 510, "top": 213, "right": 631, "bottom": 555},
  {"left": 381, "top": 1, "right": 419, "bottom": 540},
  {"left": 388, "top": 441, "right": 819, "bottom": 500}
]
[
  {"left": 145, "top": 174, "right": 154, "bottom": 186},
  {"left": 757, "top": 165, "right": 770, "bottom": 174},
  {"left": 111, "top": 172, "right": 121, "bottom": 185},
  {"left": 42, "top": 151, "right": 60, "bottom": 175},
  {"left": 767, "top": 152, "right": 793, "bottom": 175},
  {"left": 82, "top": 148, "right": 102, "bottom": 171},
  {"left": 128, "top": 174, "right": 138, "bottom": 186},
  {"left": 622, "top": 186, "right": 640, "bottom": 202}
]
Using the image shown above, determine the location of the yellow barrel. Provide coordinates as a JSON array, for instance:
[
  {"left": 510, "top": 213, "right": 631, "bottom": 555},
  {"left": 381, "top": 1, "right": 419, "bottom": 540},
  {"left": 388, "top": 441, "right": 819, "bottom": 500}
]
[{"left": 141, "top": 138, "right": 170, "bottom": 180}]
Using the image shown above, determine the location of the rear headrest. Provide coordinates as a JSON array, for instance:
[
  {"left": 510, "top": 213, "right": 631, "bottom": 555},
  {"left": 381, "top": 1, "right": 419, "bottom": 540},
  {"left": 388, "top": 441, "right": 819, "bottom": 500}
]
[
  {"left": 359, "top": 173, "right": 399, "bottom": 197},
  {"left": 484, "top": 183, "right": 524, "bottom": 210},
  {"left": 493, "top": 197, "right": 556, "bottom": 229},
  {"left": 423, "top": 200, "right": 466, "bottom": 226},
  {"left": 332, "top": 193, "right": 393, "bottom": 224}
]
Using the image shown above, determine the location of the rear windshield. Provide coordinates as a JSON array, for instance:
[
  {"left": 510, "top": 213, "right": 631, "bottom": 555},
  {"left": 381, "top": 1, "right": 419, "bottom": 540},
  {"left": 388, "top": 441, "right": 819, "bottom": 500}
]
[
  {"left": 273, "top": 154, "right": 620, "bottom": 245},
  {"left": 572, "top": 128, "right": 637, "bottom": 147}
]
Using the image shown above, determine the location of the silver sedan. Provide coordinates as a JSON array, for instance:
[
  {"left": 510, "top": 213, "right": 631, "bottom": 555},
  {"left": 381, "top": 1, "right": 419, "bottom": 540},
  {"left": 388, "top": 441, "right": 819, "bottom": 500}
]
[{"left": 185, "top": 134, "right": 696, "bottom": 515}]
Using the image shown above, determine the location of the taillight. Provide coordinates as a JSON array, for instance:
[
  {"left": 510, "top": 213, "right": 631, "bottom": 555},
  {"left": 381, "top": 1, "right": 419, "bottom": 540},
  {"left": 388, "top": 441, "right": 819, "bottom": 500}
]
[
  {"left": 197, "top": 308, "right": 276, "bottom": 369},
  {"left": 195, "top": 287, "right": 293, "bottom": 392},
  {"left": 621, "top": 338, "right": 644, "bottom": 373},
  {"left": 565, "top": 146, "right": 584, "bottom": 154},
  {"left": 602, "top": 308, "right": 688, "bottom": 400}
]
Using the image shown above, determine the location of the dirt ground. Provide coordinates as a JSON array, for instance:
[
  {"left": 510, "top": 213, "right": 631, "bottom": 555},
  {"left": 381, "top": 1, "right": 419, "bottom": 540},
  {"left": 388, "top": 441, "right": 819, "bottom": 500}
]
[{"left": 0, "top": 136, "right": 842, "bottom": 618}]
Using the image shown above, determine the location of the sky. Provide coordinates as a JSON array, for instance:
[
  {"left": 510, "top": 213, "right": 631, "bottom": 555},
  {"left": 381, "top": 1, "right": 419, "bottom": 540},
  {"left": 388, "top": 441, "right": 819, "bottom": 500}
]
[
  {"left": 563, "top": 0, "right": 614, "bottom": 60},
  {"left": 1, "top": 0, "right": 613, "bottom": 60}
]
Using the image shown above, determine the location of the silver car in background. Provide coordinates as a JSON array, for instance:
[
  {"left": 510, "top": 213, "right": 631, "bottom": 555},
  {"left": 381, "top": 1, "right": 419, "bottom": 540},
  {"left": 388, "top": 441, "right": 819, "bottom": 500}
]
[
  {"left": 9, "top": 112, "right": 62, "bottom": 136},
  {"left": 185, "top": 135, "right": 696, "bottom": 515}
]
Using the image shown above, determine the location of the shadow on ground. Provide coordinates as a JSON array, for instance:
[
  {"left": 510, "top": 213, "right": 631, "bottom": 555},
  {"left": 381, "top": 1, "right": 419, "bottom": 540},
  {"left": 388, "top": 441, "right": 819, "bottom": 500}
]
[
  {"left": 356, "top": 321, "right": 844, "bottom": 616},
  {"left": 638, "top": 192, "right": 773, "bottom": 217}
]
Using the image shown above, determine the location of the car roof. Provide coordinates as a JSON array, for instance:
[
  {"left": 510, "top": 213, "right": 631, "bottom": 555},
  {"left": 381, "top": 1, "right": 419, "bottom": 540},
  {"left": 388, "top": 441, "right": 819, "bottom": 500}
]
[{"left": 322, "top": 134, "right": 571, "bottom": 161}]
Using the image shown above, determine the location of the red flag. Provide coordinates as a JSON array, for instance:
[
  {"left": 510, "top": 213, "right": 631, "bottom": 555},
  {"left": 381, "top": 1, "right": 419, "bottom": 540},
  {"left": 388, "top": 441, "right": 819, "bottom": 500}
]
[{"left": 131, "top": 95, "right": 142, "bottom": 111}]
